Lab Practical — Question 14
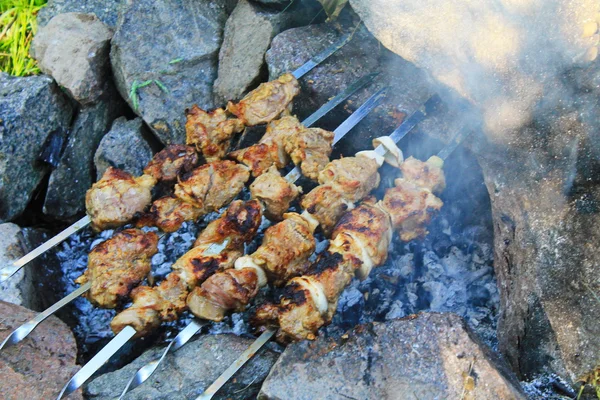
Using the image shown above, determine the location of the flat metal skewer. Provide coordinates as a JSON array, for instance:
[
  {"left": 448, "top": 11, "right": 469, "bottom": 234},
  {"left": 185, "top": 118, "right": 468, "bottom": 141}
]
[{"left": 0, "top": 31, "right": 358, "bottom": 284}]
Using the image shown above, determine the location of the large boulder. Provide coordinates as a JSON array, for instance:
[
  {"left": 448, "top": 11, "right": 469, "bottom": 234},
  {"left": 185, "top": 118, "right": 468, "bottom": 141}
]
[
  {"left": 32, "top": 13, "right": 114, "bottom": 105},
  {"left": 349, "top": 0, "right": 600, "bottom": 142},
  {"left": 43, "top": 88, "right": 124, "bottom": 220},
  {"left": 0, "top": 224, "right": 33, "bottom": 307},
  {"left": 37, "top": 0, "right": 123, "bottom": 28},
  {"left": 0, "top": 301, "right": 82, "bottom": 399},
  {"left": 0, "top": 73, "right": 74, "bottom": 222},
  {"left": 111, "top": 0, "right": 228, "bottom": 144},
  {"left": 260, "top": 313, "right": 525, "bottom": 399},
  {"left": 94, "top": 117, "right": 154, "bottom": 179},
  {"left": 86, "top": 334, "right": 279, "bottom": 399},
  {"left": 213, "top": 0, "right": 320, "bottom": 104}
]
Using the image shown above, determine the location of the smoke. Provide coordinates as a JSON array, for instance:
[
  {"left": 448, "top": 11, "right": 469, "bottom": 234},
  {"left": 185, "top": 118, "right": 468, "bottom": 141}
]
[{"left": 349, "top": 0, "right": 600, "bottom": 144}]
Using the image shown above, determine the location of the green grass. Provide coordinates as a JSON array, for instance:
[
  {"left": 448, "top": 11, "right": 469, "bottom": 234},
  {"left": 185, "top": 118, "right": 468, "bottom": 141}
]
[{"left": 0, "top": 0, "right": 47, "bottom": 77}]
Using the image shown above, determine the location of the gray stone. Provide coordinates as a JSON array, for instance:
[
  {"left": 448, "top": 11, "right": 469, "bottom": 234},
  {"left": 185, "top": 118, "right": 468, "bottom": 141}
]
[
  {"left": 94, "top": 117, "right": 154, "bottom": 179},
  {"left": 86, "top": 334, "right": 279, "bottom": 399},
  {"left": 32, "top": 13, "right": 113, "bottom": 105},
  {"left": 37, "top": 0, "right": 123, "bottom": 28},
  {"left": 0, "top": 301, "right": 82, "bottom": 400},
  {"left": 213, "top": 0, "right": 319, "bottom": 104},
  {"left": 43, "top": 89, "right": 124, "bottom": 220},
  {"left": 0, "top": 224, "right": 31, "bottom": 307},
  {"left": 0, "top": 73, "right": 74, "bottom": 222},
  {"left": 260, "top": 313, "right": 525, "bottom": 400},
  {"left": 111, "top": 0, "right": 228, "bottom": 145},
  {"left": 265, "top": 22, "right": 433, "bottom": 157}
]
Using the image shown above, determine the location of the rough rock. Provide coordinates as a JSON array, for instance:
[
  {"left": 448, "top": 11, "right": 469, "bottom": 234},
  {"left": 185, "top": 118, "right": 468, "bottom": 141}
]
[
  {"left": 32, "top": 13, "right": 113, "bottom": 105},
  {"left": 111, "top": 0, "right": 228, "bottom": 144},
  {"left": 43, "top": 89, "right": 124, "bottom": 220},
  {"left": 260, "top": 313, "right": 525, "bottom": 399},
  {"left": 0, "top": 301, "right": 82, "bottom": 400},
  {"left": 94, "top": 117, "right": 154, "bottom": 179},
  {"left": 37, "top": 0, "right": 123, "bottom": 28},
  {"left": 0, "top": 224, "right": 33, "bottom": 308},
  {"left": 265, "top": 21, "right": 433, "bottom": 157},
  {"left": 86, "top": 334, "right": 279, "bottom": 399},
  {"left": 349, "top": 0, "right": 600, "bottom": 142},
  {"left": 213, "top": 0, "right": 319, "bottom": 104},
  {"left": 0, "top": 73, "right": 74, "bottom": 222}
]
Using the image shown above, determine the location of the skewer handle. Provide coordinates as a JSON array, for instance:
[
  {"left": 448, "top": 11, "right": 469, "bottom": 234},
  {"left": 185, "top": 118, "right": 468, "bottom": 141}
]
[
  {"left": 0, "top": 215, "right": 91, "bottom": 283},
  {"left": 0, "top": 282, "right": 91, "bottom": 351}
]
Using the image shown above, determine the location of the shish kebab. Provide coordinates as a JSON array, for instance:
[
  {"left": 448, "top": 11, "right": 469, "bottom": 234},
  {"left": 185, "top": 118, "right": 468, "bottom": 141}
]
[
  {"left": 0, "top": 31, "right": 356, "bottom": 284},
  {"left": 0, "top": 74, "right": 379, "bottom": 354},
  {"left": 198, "top": 129, "right": 470, "bottom": 400},
  {"left": 56, "top": 88, "right": 388, "bottom": 400},
  {"left": 117, "top": 95, "right": 440, "bottom": 397}
]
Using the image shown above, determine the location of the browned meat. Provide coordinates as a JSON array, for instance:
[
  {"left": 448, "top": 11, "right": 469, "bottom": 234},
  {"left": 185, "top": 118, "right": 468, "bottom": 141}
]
[
  {"left": 187, "top": 268, "right": 259, "bottom": 322},
  {"left": 226, "top": 73, "right": 300, "bottom": 126},
  {"left": 136, "top": 196, "right": 203, "bottom": 233},
  {"left": 379, "top": 179, "right": 443, "bottom": 241},
  {"left": 250, "top": 165, "right": 301, "bottom": 220},
  {"left": 301, "top": 184, "right": 351, "bottom": 236},
  {"left": 174, "top": 160, "right": 250, "bottom": 212},
  {"left": 284, "top": 127, "right": 334, "bottom": 180},
  {"left": 143, "top": 145, "right": 199, "bottom": 182},
  {"left": 75, "top": 229, "right": 158, "bottom": 309},
  {"left": 111, "top": 200, "right": 262, "bottom": 335},
  {"left": 318, "top": 156, "right": 380, "bottom": 203},
  {"left": 185, "top": 105, "right": 244, "bottom": 161},
  {"left": 86, "top": 168, "right": 157, "bottom": 231},
  {"left": 400, "top": 156, "right": 446, "bottom": 194}
]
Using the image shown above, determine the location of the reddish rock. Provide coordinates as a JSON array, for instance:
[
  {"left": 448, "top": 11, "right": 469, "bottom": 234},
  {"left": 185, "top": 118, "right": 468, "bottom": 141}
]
[{"left": 0, "top": 301, "right": 82, "bottom": 400}]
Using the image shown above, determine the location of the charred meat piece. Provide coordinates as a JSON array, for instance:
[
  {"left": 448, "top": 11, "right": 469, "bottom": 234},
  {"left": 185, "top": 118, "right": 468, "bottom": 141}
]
[
  {"left": 185, "top": 105, "right": 245, "bottom": 161},
  {"left": 379, "top": 179, "right": 443, "bottom": 241},
  {"left": 143, "top": 145, "right": 199, "bottom": 182},
  {"left": 226, "top": 73, "right": 300, "bottom": 126},
  {"left": 174, "top": 160, "right": 250, "bottom": 212},
  {"left": 284, "top": 127, "right": 334, "bottom": 180},
  {"left": 301, "top": 184, "right": 352, "bottom": 236},
  {"left": 75, "top": 229, "right": 158, "bottom": 309},
  {"left": 86, "top": 168, "right": 157, "bottom": 231},
  {"left": 111, "top": 200, "right": 262, "bottom": 335},
  {"left": 250, "top": 165, "right": 301, "bottom": 220},
  {"left": 400, "top": 156, "right": 446, "bottom": 194},
  {"left": 318, "top": 156, "right": 380, "bottom": 203},
  {"left": 136, "top": 196, "right": 203, "bottom": 233}
]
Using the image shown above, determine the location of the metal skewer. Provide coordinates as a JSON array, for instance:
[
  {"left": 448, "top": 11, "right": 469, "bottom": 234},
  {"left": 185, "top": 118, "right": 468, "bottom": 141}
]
[
  {"left": 56, "top": 86, "right": 388, "bottom": 399},
  {"left": 196, "top": 105, "right": 474, "bottom": 400},
  {"left": 1, "top": 31, "right": 358, "bottom": 285}
]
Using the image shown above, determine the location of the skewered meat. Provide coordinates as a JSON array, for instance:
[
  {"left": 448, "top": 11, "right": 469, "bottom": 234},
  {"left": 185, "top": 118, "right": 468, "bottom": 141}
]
[
  {"left": 111, "top": 200, "right": 262, "bottom": 336},
  {"left": 284, "top": 127, "right": 334, "bottom": 180},
  {"left": 228, "top": 116, "right": 300, "bottom": 177},
  {"left": 185, "top": 106, "right": 245, "bottom": 161},
  {"left": 136, "top": 196, "right": 203, "bottom": 233},
  {"left": 75, "top": 229, "right": 158, "bottom": 309},
  {"left": 86, "top": 168, "right": 157, "bottom": 231},
  {"left": 253, "top": 199, "right": 393, "bottom": 342},
  {"left": 400, "top": 156, "right": 446, "bottom": 194},
  {"left": 143, "top": 145, "right": 199, "bottom": 182},
  {"left": 186, "top": 211, "right": 317, "bottom": 321},
  {"left": 301, "top": 184, "right": 352, "bottom": 236},
  {"left": 226, "top": 73, "right": 300, "bottom": 126},
  {"left": 174, "top": 160, "right": 250, "bottom": 212},
  {"left": 378, "top": 179, "right": 443, "bottom": 241},
  {"left": 250, "top": 165, "right": 301, "bottom": 220}
]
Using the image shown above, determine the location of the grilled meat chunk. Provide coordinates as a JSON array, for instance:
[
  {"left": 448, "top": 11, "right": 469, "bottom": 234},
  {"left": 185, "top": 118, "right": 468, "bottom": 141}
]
[
  {"left": 143, "top": 145, "right": 199, "bottom": 182},
  {"left": 301, "top": 184, "right": 352, "bottom": 236},
  {"left": 284, "top": 127, "right": 334, "bottom": 180},
  {"left": 226, "top": 73, "right": 299, "bottom": 126},
  {"left": 111, "top": 201, "right": 262, "bottom": 335},
  {"left": 75, "top": 229, "right": 158, "bottom": 309},
  {"left": 185, "top": 105, "right": 245, "bottom": 161},
  {"left": 136, "top": 196, "right": 203, "bottom": 233},
  {"left": 379, "top": 179, "right": 443, "bottom": 241},
  {"left": 400, "top": 156, "right": 446, "bottom": 194},
  {"left": 174, "top": 160, "right": 250, "bottom": 212},
  {"left": 250, "top": 165, "right": 301, "bottom": 220},
  {"left": 86, "top": 168, "right": 157, "bottom": 231},
  {"left": 318, "top": 156, "right": 380, "bottom": 203}
]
